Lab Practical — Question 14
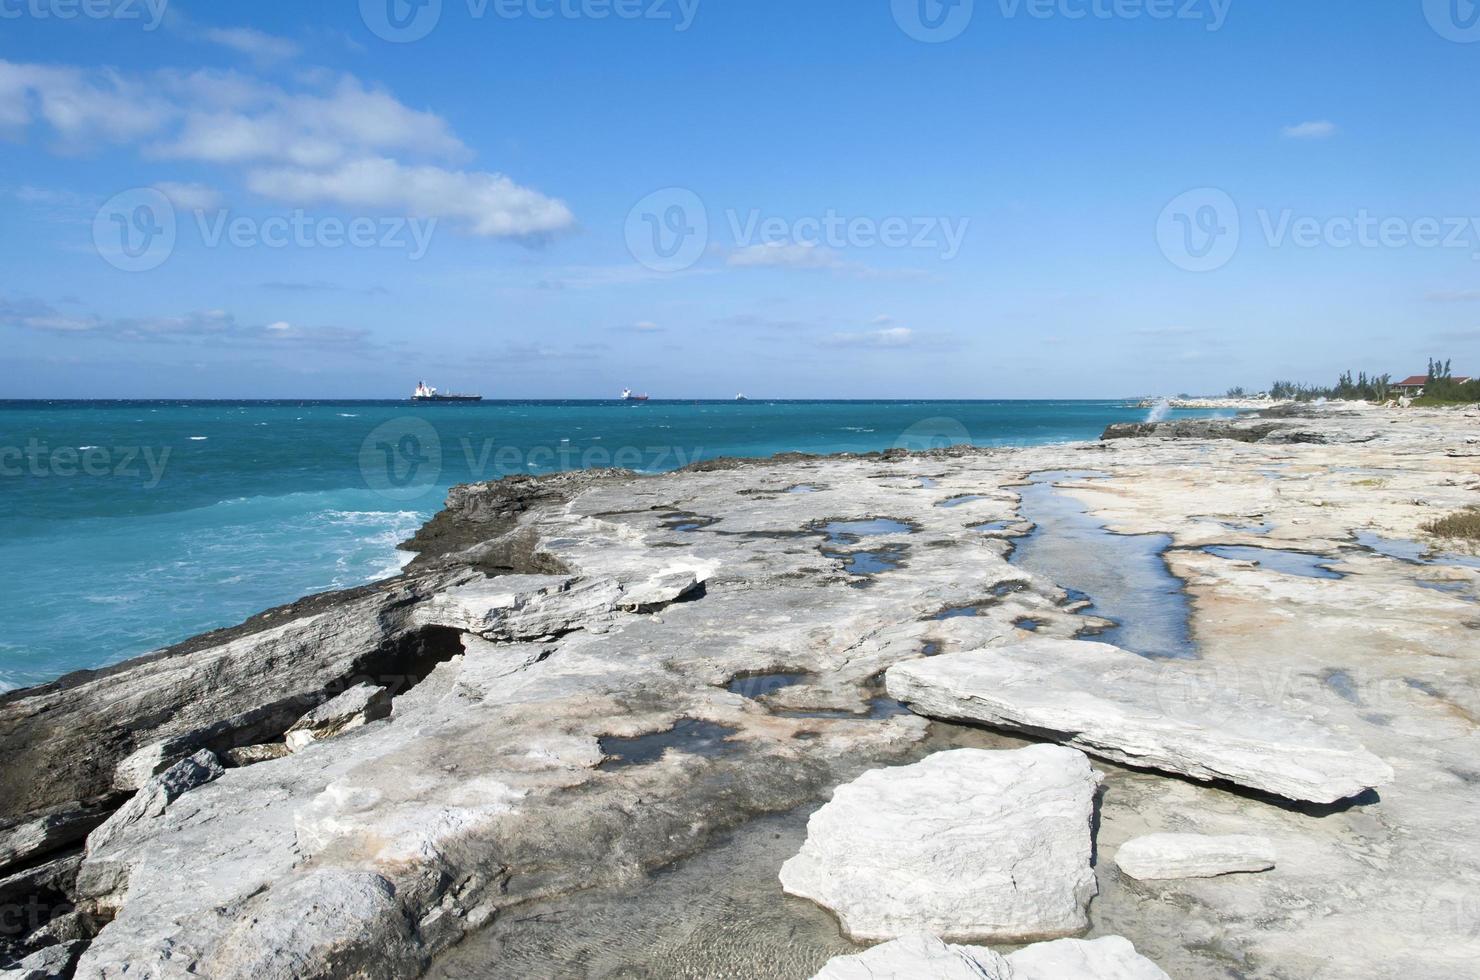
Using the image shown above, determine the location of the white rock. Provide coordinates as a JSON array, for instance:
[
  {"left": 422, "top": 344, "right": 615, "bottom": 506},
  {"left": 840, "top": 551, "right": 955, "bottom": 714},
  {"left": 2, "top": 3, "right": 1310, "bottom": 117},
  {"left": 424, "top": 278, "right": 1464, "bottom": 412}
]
[
  {"left": 284, "top": 683, "right": 391, "bottom": 752},
  {"left": 811, "top": 933, "right": 1009, "bottom": 979},
  {"left": 1008, "top": 935, "right": 1172, "bottom": 979},
  {"left": 809, "top": 933, "right": 1171, "bottom": 980},
  {"left": 886, "top": 639, "right": 1393, "bottom": 804},
  {"left": 779, "top": 746, "right": 1101, "bottom": 942},
  {"left": 1115, "top": 832, "right": 1276, "bottom": 880}
]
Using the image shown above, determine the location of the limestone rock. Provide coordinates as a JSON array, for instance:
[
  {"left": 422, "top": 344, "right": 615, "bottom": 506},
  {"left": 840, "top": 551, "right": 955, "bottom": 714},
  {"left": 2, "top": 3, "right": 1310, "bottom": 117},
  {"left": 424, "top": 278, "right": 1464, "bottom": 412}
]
[
  {"left": 811, "top": 933, "right": 1010, "bottom": 979},
  {"left": 886, "top": 639, "right": 1393, "bottom": 804},
  {"left": 85, "top": 750, "right": 223, "bottom": 857},
  {"left": 0, "top": 805, "right": 108, "bottom": 877},
  {"left": 1114, "top": 833, "right": 1276, "bottom": 880},
  {"left": 810, "top": 933, "right": 1171, "bottom": 980},
  {"left": 222, "top": 743, "right": 291, "bottom": 767},
  {"left": 1008, "top": 935, "right": 1171, "bottom": 979},
  {"left": 284, "top": 684, "right": 391, "bottom": 752},
  {"left": 780, "top": 746, "right": 1101, "bottom": 942},
  {"left": 194, "top": 870, "right": 423, "bottom": 980}
]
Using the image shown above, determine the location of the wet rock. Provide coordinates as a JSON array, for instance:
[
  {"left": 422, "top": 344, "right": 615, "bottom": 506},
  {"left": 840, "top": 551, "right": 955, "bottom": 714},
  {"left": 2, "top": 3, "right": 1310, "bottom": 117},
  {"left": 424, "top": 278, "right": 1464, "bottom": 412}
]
[
  {"left": 810, "top": 933, "right": 1171, "bottom": 980},
  {"left": 779, "top": 746, "right": 1101, "bottom": 942},
  {"left": 1114, "top": 833, "right": 1276, "bottom": 880},
  {"left": 284, "top": 684, "right": 391, "bottom": 752},
  {"left": 887, "top": 639, "right": 1393, "bottom": 804},
  {"left": 1102, "top": 420, "right": 1283, "bottom": 443},
  {"left": 83, "top": 750, "right": 223, "bottom": 864}
]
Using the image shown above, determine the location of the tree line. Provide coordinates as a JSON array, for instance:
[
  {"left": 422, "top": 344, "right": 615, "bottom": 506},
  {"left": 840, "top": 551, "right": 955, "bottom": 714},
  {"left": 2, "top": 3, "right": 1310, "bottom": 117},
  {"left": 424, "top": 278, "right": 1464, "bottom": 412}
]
[{"left": 1229, "top": 358, "right": 1476, "bottom": 403}]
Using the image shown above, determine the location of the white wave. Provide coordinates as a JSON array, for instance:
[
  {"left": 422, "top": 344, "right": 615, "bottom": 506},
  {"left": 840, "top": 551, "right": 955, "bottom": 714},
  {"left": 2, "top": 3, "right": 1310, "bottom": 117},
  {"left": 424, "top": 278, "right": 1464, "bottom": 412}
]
[
  {"left": 78, "top": 445, "right": 99, "bottom": 450},
  {"left": 189, "top": 436, "right": 208, "bottom": 441},
  {"left": 1145, "top": 398, "right": 1172, "bottom": 423},
  {"left": 337, "top": 413, "right": 359, "bottom": 418}
]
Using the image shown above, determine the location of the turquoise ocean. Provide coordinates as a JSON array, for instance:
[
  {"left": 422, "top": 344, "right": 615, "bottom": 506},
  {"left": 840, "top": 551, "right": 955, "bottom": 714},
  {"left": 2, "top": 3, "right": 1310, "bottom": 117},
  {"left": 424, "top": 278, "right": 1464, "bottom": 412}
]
[{"left": 0, "top": 399, "right": 1220, "bottom": 691}]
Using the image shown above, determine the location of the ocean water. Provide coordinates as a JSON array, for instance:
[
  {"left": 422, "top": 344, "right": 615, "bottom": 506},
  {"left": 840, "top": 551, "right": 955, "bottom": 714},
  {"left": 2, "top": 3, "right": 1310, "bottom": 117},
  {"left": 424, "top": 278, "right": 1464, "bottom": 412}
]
[{"left": 0, "top": 399, "right": 1215, "bottom": 690}]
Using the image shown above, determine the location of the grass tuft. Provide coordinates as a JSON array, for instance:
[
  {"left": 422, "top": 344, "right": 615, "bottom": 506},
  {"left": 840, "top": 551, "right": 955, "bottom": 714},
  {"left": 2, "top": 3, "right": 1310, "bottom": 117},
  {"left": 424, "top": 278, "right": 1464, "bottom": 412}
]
[{"left": 1423, "top": 507, "right": 1480, "bottom": 542}]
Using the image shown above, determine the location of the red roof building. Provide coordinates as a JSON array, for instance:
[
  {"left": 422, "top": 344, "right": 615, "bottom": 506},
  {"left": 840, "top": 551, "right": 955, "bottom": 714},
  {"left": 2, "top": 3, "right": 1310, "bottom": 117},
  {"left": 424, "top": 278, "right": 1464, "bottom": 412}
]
[{"left": 1393, "top": 374, "right": 1471, "bottom": 393}]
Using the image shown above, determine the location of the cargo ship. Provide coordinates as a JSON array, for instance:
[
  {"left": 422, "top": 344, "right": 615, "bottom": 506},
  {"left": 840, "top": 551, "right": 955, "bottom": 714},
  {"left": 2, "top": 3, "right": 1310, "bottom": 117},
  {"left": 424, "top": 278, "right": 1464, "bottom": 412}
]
[
  {"left": 412, "top": 381, "right": 482, "bottom": 402},
  {"left": 620, "top": 388, "right": 650, "bottom": 402}
]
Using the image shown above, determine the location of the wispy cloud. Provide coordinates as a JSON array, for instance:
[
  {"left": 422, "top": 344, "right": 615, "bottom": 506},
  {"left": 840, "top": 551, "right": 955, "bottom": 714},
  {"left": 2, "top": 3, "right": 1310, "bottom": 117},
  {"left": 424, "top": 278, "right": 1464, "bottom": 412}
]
[
  {"left": 822, "top": 326, "right": 915, "bottom": 349},
  {"left": 202, "top": 26, "right": 301, "bottom": 63},
  {"left": 0, "top": 59, "right": 575, "bottom": 240},
  {"left": 1426, "top": 290, "right": 1480, "bottom": 303},
  {"left": 0, "top": 297, "right": 373, "bottom": 351},
  {"left": 612, "top": 320, "right": 665, "bottom": 334},
  {"left": 1282, "top": 120, "right": 1338, "bottom": 140},
  {"left": 155, "top": 181, "right": 222, "bottom": 210}
]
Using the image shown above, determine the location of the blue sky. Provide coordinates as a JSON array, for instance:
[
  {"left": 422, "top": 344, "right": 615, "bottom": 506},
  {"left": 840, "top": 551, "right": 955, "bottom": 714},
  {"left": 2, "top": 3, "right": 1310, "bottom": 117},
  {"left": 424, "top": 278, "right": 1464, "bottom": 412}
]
[{"left": 2, "top": 0, "right": 1478, "bottom": 398}]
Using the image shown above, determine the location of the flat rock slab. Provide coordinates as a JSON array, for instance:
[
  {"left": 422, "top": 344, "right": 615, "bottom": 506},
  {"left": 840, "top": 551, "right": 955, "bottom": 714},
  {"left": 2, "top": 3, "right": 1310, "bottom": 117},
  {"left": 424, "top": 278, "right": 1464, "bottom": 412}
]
[
  {"left": 811, "top": 933, "right": 1170, "bottom": 980},
  {"left": 886, "top": 639, "right": 1393, "bottom": 804},
  {"left": 780, "top": 746, "right": 1101, "bottom": 943},
  {"left": 1115, "top": 832, "right": 1276, "bottom": 880}
]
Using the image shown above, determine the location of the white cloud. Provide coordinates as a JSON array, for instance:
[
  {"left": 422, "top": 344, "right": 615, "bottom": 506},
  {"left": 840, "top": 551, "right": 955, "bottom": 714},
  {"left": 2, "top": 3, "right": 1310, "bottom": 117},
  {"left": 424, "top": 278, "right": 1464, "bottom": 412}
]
[
  {"left": 0, "top": 59, "right": 574, "bottom": 240},
  {"left": 202, "top": 27, "right": 301, "bottom": 62},
  {"left": 1282, "top": 120, "right": 1338, "bottom": 140},
  {"left": 155, "top": 181, "right": 222, "bottom": 210},
  {"left": 727, "top": 242, "right": 844, "bottom": 270},
  {"left": 246, "top": 158, "right": 575, "bottom": 238},
  {"left": 823, "top": 327, "right": 915, "bottom": 349}
]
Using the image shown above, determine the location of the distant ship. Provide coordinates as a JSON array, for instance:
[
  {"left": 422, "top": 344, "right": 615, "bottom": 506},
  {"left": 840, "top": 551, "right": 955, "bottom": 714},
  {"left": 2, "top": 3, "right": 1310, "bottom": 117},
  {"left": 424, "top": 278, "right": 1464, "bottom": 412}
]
[
  {"left": 735, "top": 393, "right": 748, "bottom": 401},
  {"left": 621, "top": 388, "right": 650, "bottom": 402},
  {"left": 412, "top": 381, "right": 482, "bottom": 402}
]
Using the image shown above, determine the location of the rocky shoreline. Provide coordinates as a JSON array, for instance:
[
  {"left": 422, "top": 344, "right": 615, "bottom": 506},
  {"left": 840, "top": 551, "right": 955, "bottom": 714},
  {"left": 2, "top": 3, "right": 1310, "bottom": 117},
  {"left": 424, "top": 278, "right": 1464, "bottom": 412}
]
[{"left": 3, "top": 403, "right": 1479, "bottom": 979}]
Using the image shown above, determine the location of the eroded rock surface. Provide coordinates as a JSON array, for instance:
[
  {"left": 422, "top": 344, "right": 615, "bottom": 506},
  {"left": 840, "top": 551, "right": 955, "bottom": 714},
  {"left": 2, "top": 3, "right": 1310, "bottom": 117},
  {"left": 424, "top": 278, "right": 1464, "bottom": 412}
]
[
  {"left": 886, "top": 639, "right": 1393, "bottom": 804},
  {"left": 780, "top": 746, "right": 1101, "bottom": 942},
  {"left": 0, "top": 404, "right": 1477, "bottom": 978}
]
